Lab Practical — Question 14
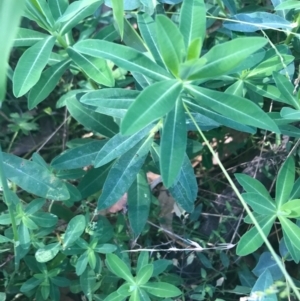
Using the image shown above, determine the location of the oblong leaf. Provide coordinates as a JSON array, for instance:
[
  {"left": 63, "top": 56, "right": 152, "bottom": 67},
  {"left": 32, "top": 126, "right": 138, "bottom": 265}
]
[
  {"left": 48, "top": 0, "right": 68, "bottom": 20},
  {"left": 73, "top": 39, "right": 171, "bottom": 81},
  {"left": 180, "top": 37, "right": 268, "bottom": 80},
  {"left": 136, "top": 264, "right": 153, "bottom": 285},
  {"left": 28, "top": 59, "right": 71, "bottom": 109},
  {"left": 121, "top": 80, "right": 183, "bottom": 135},
  {"left": 156, "top": 14, "right": 185, "bottom": 75},
  {"left": 186, "top": 85, "right": 280, "bottom": 133},
  {"left": 98, "top": 136, "right": 153, "bottom": 210},
  {"left": 67, "top": 47, "right": 114, "bottom": 87},
  {"left": 13, "top": 27, "right": 48, "bottom": 47},
  {"left": 35, "top": 243, "right": 61, "bottom": 263},
  {"left": 242, "top": 192, "right": 276, "bottom": 215},
  {"left": 63, "top": 215, "right": 86, "bottom": 248},
  {"left": 160, "top": 98, "right": 187, "bottom": 187},
  {"left": 66, "top": 98, "right": 119, "bottom": 138},
  {"left": 275, "top": 156, "right": 295, "bottom": 208},
  {"left": 13, "top": 35, "right": 56, "bottom": 97},
  {"left": 2, "top": 152, "right": 69, "bottom": 200},
  {"left": 279, "top": 216, "right": 300, "bottom": 251},
  {"left": 142, "top": 282, "right": 182, "bottom": 298},
  {"left": 51, "top": 139, "right": 107, "bottom": 170}
]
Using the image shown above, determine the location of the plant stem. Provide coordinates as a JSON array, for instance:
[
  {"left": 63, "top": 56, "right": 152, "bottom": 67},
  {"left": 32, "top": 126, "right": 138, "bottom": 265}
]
[
  {"left": 285, "top": 13, "right": 300, "bottom": 45},
  {"left": 183, "top": 103, "right": 300, "bottom": 300}
]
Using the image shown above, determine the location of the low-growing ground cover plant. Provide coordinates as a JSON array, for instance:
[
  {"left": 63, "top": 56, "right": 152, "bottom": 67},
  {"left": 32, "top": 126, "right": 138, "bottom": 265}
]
[{"left": 1, "top": 0, "right": 300, "bottom": 300}]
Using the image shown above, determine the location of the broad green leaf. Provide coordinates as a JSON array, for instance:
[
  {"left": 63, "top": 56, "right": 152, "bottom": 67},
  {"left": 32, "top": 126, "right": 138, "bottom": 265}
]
[
  {"left": 31, "top": 212, "right": 58, "bottom": 227},
  {"left": 73, "top": 39, "right": 171, "bottom": 81},
  {"left": 106, "top": 254, "right": 135, "bottom": 283},
  {"left": 137, "top": 13, "right": 166, "bottom": 68},
  {"left": 279, "top": 216, "right": 300, "bottom": 251},
  {"left": 236, "top": 215, "right": 275, "bottom": 256},
  {"left": 252, "top": 252, "right": 282, "bottom": 279},
  {"left": 88, "top": 251, "right": 97, "bottom": 269},
  {"left": 160, "top": 98, "right": 187, "bottom": 188},
  {"left": 20, "top": 277, "right": 43, "bottom": 293},
  {"left": 128, "top": 170, "right": 151, "bottom": 236},
  {"left": 35, "top": 243, "right": 61, "bottom": 263},
  {"left": 2, "top": 152, "right": 69, "bottom": 200},
  {"left": 235, "top": 174, "right": 272, "bottom": 198},
  {"left": 137, "top": 252, "right": 149, "bottom": 274},
  {"left": 78, "top": 163, "right": 112, "bottom": 198},
  {"left": 94, "top": 243, "right": 117, "bottom": 253},
  {"left": 0, "top": 0, "right": 25, "bottom": 101},
  {"left": 13, "top": 28, "right": 48, "bottom": 47},
  {"left": 121, "top": 80, "right": 183, "bottom": 135},
  {"left": 281, "top": 107, "right": 300, "bottom": 119},
  {"left": 279, "top": 199, "right": 300, "bottom": 218},
  {"left": 66, "top": 98, "right": 119, "bottom": 137},
  {"left": 18, "top": 222, "right": 30, "bottom": 247},
  {"left": 225, "top": 80, "right": 244, "bottom": 97},
  {"left": 76, "top": 251, "right": 89, "bottom": 275},
  {"left": 275, "top": 1, "right": 300, "bottom": 10},
  {"left": 186, "top": 85, "right": 280, "bottom": 133},
  {"left": 56, "top": 89, "right": 88, "bottom": 108},
  {"left": 103, "top": 291, "right": 125, "bottom": 301},
  {"left": 13, "top": 36, "right": 56, "bottom": 97},
  {"left": 179, "top": 37, "right": 268, "bottom": 80},
  {"left": 179, "top": 0, "right": 205, "bottom": 53},
  {"left": 48, "top": 0, "right": 68, "bottom": 20},
  {"left": 95, "top": 124, "right": 154, "bottom": 168},
  {"left": 156, "top": 14, "right": 185, "bottom": 75},
  {"left": 111, "top": 0, "right": 124, "bottom": 39},
  {"left": 186, "top": 38, "right": 203, "bottom": 61},
  {"left": 29, "top": 0, "right": 55, "bottom": 27},
  {"left": 152, "top": 259, "right": 171, "bottom": 277},
  {"left": 168, "top": 154, "right": 197, "bottom": 212},
  {"left": 136, "top": 264, "right": 154, "bottom": 285},
  {"left": 28, "top": 59, "right": 71, "bottom": 109},
  {"left": 94, "top": 23, "right": 119, "bottom": 41},
  {"left": 283, "top": 228, "right": 300, "bottom": 263},
  {"left": 24, "top": 1, "right": 49, "bottom": 31},
  {"left": 184, "top": 97, "right": 256, "bottom": 134},
  {"left": 142, "top": 282, "right": 182, "bottom": 298},
  {"left": 275, "top": 156, "right": 295, "bottom": 208},
  {"left": 242, "top": 193, "right": 276, "bottom": 215},
  {"left": 51, "top": 139, "right": 107, "bottom": 170},
  {"left": 67, "top": 47, "right": 114, "bottom": 87},
  {"left": 80, "top": 267, "right": 96, "bottom": 300},
  {"left": 63, "top": 215, "right": 86, "bottom": 248},
  {"left": 290, "top": 177, "right": 300, "bottom": 200},
  {"left": 98, "top": 136, "right": 153, "bottom": 210},
  {"left": 273, "top": 72, "right": 300, "bottom": 109},
  {"left": 80, "top": 88, "right": 138, "bottom": 118},
  {"left": 57, "top": 1, "right": 102, "bottom": 35}
]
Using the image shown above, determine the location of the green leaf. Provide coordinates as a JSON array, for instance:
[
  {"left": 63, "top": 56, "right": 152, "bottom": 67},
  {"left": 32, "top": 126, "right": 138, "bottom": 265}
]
[
  {"left": 186, "top": 85, "right": 280, "bottom": 133},
  {"left": 78, "top": 164, "right": 112, "bottom": 198},
  {"left": 18, "top": 222, "right": 30, "bottom": 247},
  {"left": 0, "top": 0, "right": 25, "bottom": 100},
  {"left": 160, "top": 98, "right": 187, "bottom": 188},
  {"left": 290, "top": 177, "right": 300, "bottom": 200},
  {"left": 95, "top": 124, "right": 153, "bottom": 168},
  {"left": 106, "top": 253, "right": 135, "bottom": 283},
  {"left": 235, "top": 174, "right": 272, "bottom": 198},
  {"left": 80, "top": 267, "right": 96, "bottom": 300},
  {"left": 80, "top": 88, "right": 138, "bottom": 119},
  {"left": 2, "top": 152, "right": 69, "bottom": 200},
  {"left": 35, "top": 243, "right": 61, "bottom": 263},
  {"left": 31, "top": 212, "right": 58, "bottom": 227},
  {"left": 236, "top": 215, "right": 275, "bottom": 256},
  {"left": 103, "top": 291, "right": 125, "bottom": 301},
  {"left": 94, "top": 243, "right": 117, "bottom": 253},
  {"left": 57, "top": 0, "right": 103, "bottom": 35},
  {"left": 136, "top": 252, "right": 149, "bottom": 274},
  {"left": 251, "top": 270, "right": 277, "bottom": 301},
  {"left": 28, "top": 59, "right": 71, "bottom": 109},
  {"left": 168, "top": 154, "right": 197, "bottom": 213},
  {"left": 73, "top": 39, "right": 171, "bottom": 81},
  {"left": 128, "top": 170, "right": 151, "bottom": 236},
  {"left": 13, "top": 35, "right": 56, "bottom": 97},
  {"left": 279, "top": 216, "right": 300, "bottom": 251},
  {"left": 29, "top": 0, "right": 55, "bottom": 27},
  {"left": 111, "top": 0, "right": 124, "bottom": 39},
  {"left": 121, "top": 80, "right": 183, "bottom": 135},
  {"left": 98, "top": 136, "right": 153, "bottom": 210},
  {"left": 67, "top": 47, "right": 114, "bottom": 87},
  {"left": 137, "top": 13, "right": 166, "bottom": 68},
  {"left": 66, "top": 98, "right": 119, "bottom": 137},
  {"left": 155, "top": 14, "right": 185, "bottom": 75},
  {"left": 152, "top": 259, "right": 171, "bottom": 277},
  {"left": 13, "top": 28, "right": 48, "bottom": 47},
  {"left": 179, "top": 0, "right": 206, "bottom": 53},
  {"left": 20, "top": 277, "right": 43, "bottom": 293},
  {"left": 63, "top": 215, "right": 86, "bottom": 248},
  {"left": 281, "top": 107, "right": 300, "bottom": 120},
  {"left": 51, "top": 139, "right": 107, "bottom": 170},
  {"left": 142, "top": 282, "right": 182, "bottom": 298},
  {"left": 76, "top": 251, "right": 89, "bottom": 275},
  {"left": 275, "top": 157, "right": 295, "bottom": 208},
  {"left": 242, "top": 193, "right": 276, "bottom": 215},
  {"left": 273, "top": 72, "right": 300, "bottom": 109},
  {"left": 48, "top": 0, "right": 68, "bottom": 20},
  {"left": 275, "top": 1, "right": 300, "bottom": 10},
  {"left": 180, "top": 37, "right": 268, "bottom": 80},
  {"left": 280, "top": 199, "right": 300, "bottom": 218},
  {"left": 136, "top": 264, "right": 154, "bottom": 285}
]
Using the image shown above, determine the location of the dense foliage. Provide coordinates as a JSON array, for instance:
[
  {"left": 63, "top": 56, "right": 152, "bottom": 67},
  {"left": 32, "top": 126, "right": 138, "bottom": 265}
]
[{"left": 1, "top": 0, "right": 300, "bottom": 300}]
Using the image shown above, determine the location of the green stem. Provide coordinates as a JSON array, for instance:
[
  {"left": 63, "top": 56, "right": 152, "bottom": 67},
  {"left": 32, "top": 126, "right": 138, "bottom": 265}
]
[
  {"left": 285, "top": 13, "right": 300, "bottom": 45},
  {"left": 183, "top": 103, "right": 300, "bottom": 300},
  {"left": 7, "top": 130, "right": 18, "bottom": 154}
]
